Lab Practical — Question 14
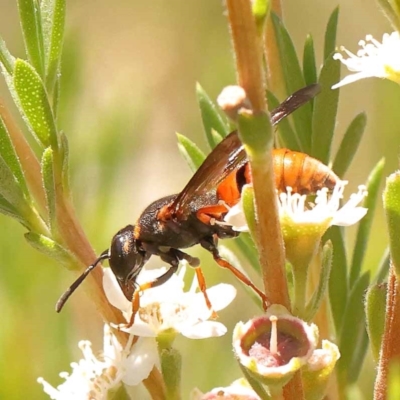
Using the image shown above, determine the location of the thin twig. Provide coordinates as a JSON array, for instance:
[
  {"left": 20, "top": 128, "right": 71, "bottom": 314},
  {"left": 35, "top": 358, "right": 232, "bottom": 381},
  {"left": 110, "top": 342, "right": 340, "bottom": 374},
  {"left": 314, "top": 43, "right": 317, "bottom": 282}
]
[{"left": 374, "top": 266, "right": 400, "bottom": 399}]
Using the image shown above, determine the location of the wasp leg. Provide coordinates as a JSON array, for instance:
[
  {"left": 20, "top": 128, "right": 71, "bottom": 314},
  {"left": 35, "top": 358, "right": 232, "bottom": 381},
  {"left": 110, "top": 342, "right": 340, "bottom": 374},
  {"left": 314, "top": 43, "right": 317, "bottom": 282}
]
[
  {"left": 126, "top": 248, "right": 215, "bottom": 328},
  {"left": 200, "top": 238, "right": 269, "bottom": 310},
  {"left": 193, "top": 265, "right": 218, "bottom": 318},
  {"left": 196, "top": 203, "right": 229, "bottom": 225},
  {"left": 126, "top": 261, "right": 179, "bottom": 328},
  {"left": 171, "top": 249, "right": 216, "bottom": 318}
]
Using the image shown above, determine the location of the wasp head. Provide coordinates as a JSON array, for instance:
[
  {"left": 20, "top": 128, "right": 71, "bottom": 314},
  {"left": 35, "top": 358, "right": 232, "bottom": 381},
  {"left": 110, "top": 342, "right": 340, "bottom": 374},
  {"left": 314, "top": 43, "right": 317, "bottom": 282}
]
[{"left": 109, "top": 225, "right": 146, "bottom": 286}]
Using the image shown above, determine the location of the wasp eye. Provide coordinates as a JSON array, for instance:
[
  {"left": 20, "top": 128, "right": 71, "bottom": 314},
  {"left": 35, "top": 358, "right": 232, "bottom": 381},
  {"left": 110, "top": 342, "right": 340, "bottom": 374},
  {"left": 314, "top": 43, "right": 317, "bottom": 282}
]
[{"left": 109, "top": 225, "right": 144, "bottom": 283}]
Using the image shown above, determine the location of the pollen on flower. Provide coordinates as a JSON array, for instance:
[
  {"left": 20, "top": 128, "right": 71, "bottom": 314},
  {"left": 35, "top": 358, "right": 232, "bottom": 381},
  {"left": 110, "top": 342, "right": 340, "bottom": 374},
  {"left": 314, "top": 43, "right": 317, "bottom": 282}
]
[
  {"left": 38, "top": 325, "right": 158, "bottom": 399},
  {"left": 278, "top": 181, "right": 368, "bottom": 227},
  {"left": 332, "top": 32, "right": 400, "bottom": 88},
  {"left": 232, "top": 305, "right": 318, "bottom": 385},
  {"left": 103, "top": 265, "right": 236, "bottom": 340},
  {"left": 225, "top": 181, "right": 368, "bottom": 233}
]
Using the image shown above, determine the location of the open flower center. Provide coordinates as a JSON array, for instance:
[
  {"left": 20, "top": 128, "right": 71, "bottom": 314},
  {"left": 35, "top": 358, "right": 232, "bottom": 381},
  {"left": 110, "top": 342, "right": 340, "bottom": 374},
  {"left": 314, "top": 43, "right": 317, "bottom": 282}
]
[{"left": 246, "top": 315, "right": 309, "bottom": 368}]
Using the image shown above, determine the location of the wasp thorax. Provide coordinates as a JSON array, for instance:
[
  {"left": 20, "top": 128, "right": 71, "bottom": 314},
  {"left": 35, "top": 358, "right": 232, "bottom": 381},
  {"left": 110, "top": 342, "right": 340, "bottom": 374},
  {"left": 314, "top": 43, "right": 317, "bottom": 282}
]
[{"left": 109, "top": 225, "right": 145, "bottom": 283}]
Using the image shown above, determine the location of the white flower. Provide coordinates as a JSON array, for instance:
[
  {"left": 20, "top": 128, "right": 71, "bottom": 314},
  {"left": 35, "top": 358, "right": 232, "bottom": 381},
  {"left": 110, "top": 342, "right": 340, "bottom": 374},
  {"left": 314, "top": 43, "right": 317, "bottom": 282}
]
[
  {"left": 103, "top": 264, "right": 236, "bottom": 339},
  {"left": 225, "top": 181, "right": 368, "bottom": 232},
  {"left": 191, "top": 378, "right": 261, "bottom": 400},
  {"left": 278, "top": 182, "right": 368, "bottom": 227},
  {"left": 38, "top": 325, "right": 158, "bottom": 400},
  {"left": 332, "top": 32, "right": 400, "bottom": 89}
]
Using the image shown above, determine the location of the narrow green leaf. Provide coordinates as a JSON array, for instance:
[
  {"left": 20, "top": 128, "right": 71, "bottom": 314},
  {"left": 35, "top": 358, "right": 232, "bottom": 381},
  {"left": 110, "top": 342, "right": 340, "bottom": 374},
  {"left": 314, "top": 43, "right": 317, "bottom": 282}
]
[
  {"left": 176, "top": 133, "right": 206, "bottom": 172},
  {"left": 271, "top": 13, "right": 311, "bottom": 152},
  {"left": 365, "top": 283, "right": 387, "bottom": 362},
  {"left": 337, "top": 272, "right": 370, "bottom": 386},
  {"left": 40, "top": 0, "right": 54, "bottom": 56},
  {"left": 305, "top": 241, "right": 333, "bottom": 321},
  {"left": 0, "top": 36, "right": 15, "bottom": 74},
  {"left": 17, "top": 0, "right": 45, "bottom": 77},
  {"left": 0, "top": 194, "right": 27, "bottom": 225},
  {"left": 0, "top": 155, "right": 28, "bottom": 211},
  {"left": 332, "top": 113, "right": 367, "bottom": 178},
  {"left": 383, "top": 172, "right": 400, "bottom": 277},
  {"left": 326, "top": 226, "right": 348, "bottom": 332},
  {"left": 235, "top": 233, "right": 261, "bottom": 274},
  {"left": 266, "top": 90, "right": 300, "bottom": 151},
  {"left": 350, "top": 158, "right": 385, "bottom": 285},
  {"left": 348, "top": 328, "right": 369, "bottom": 383},
  {"left": 311, "top": 54, "right": 340, "bottom": 164},
  {"left": 24, "top": 232, "right": 74, "bottom": 266},
  {"left": 211, "top": 128, "right": 223, "bottom": 145},
  {"left": 196, "top": 82, "right": 229, "bottom": 149},
  {"left": 41, "top": 147, "right": 56, "bottom": 231},
  {"left": 13, "top": 59, "right": 58, "bottom": 148},
  {"left": 375, "top": 247, "right": 390, "bottom": 283},
  {"left": 377, "top": 0, "right": 400, "bottom": 32},
  {"left": 303, "top": 35, "right": 317, "bottom": 87},
  {"left": 323, "top": 7, "right": 339, "bottom": 61},
  {"left": 41, "top": 0, "right": 66, "bottom": 89},
  {"left": 239, "top": 363, "right": 271, "bottom": 400},
  {"left": 0, "top": 117, "right": 30, "bottom": 199},
  {"left": 59, "top": 131, "right": 70, "bottom": 195},
  {"left": 242, "top": 185, "right": 257, "bottom": 239},
  {"left": 52, "top": 74, "right": 61, "bottom": 117}
]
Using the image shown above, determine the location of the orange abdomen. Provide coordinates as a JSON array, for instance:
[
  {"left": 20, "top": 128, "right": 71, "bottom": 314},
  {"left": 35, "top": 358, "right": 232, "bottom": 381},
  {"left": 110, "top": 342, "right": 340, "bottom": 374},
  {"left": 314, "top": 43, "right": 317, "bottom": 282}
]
[
  {"left": 216, "top": 149, "right": 340, "bottom": 206},
  {"left": 272, "top": 148, "right": 339, "bottom": 194}
]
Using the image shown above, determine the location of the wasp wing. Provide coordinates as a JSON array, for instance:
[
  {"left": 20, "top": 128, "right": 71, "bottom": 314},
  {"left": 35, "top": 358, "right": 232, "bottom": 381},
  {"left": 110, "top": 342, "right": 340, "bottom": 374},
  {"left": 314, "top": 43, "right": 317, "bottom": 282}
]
[
  {"left": 270, "top": 83, "right": 320, "bottom": 124},
  {"left": 169, "top": 83, "right": 320, "bottom": 218}
]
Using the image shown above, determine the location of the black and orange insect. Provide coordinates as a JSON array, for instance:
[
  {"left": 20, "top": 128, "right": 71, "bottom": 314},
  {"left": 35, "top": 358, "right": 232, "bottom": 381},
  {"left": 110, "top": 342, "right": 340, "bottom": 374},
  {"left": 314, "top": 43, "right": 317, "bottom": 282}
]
[{"left": 56, "top": 84, "right": 339, "bottom": 326}]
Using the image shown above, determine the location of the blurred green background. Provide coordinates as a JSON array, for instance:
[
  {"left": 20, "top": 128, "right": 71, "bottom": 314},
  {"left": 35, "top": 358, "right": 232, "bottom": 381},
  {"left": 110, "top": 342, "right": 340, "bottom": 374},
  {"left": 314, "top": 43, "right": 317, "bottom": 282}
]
[{"left": 0, "top": 0, "right": 398, "bottom": 398}]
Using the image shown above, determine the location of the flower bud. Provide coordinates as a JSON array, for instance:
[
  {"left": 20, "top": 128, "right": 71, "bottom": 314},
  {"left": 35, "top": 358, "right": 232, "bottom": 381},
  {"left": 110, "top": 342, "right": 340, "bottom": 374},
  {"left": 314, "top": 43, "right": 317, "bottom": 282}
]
[{"left": 217, "top": 85, "right": 252, "bottom": 121}]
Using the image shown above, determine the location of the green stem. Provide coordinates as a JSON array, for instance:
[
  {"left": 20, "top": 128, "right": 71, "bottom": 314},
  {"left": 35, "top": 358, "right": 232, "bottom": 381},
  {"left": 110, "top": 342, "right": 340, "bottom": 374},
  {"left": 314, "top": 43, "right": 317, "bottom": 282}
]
[
  {"left": 159, "top": 347, "right": 182, "bottom": 400},
  {"left": 226, "top": 0, "right": 291, "bottom": 311},
  {"left": 237, "top": 112, "right": 290, "bottom": 309},
  {"left": 292, "top": 262, "right": 308, "bottom": 317}
]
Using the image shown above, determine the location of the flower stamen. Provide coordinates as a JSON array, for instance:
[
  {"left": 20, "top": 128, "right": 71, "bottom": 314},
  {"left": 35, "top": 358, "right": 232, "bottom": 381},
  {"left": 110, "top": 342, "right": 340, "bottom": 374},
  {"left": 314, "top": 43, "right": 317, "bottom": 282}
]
[
  {"left": 332, "top": 32, "right": 400, "bottom": 88},
  {"left": 270, "top": 315, "right": 278, "bottom": 355}
]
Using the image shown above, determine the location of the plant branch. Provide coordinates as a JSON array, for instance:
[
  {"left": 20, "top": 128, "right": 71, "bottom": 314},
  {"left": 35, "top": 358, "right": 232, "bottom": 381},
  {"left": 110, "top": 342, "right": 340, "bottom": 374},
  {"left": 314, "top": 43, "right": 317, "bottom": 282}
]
[
  {"left": 374, "top": 266, "right": 400, "bottom": 399},
  {"left": 226, "top": 0, "right": 266, "bottom": 112},
  {"left": 225, "top": 0, "right": 290, "bottom": 309},
  {"left": 0, "top": 98, "right": 47, "bottom": 214},
  {"left": 225, "top": 2, "right": 298, "bottom": 398}
]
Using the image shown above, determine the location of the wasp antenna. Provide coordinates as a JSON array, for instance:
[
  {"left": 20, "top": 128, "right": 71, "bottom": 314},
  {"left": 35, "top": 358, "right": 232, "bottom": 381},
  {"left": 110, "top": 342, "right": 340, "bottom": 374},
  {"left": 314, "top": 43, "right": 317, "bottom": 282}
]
[{"left": 55, "top": 250, "right": 110, "bottom": 313}]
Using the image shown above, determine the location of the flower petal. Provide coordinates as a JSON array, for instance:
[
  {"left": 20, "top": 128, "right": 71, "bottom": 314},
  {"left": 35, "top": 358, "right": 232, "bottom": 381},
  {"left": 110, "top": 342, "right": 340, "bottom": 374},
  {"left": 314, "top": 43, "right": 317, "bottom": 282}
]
[
  {"left": 203, "top": 284, "right": 237, "bottom": 311},
  {"left": 331, "top": 207, "right": 368, "bottom": 226},
  {"left": 123, "top": 337, "right": 158, "bottom": 386},
  {"left": 119, "top": 321, "right": 158, "bottom": 338},
  {"left": 103, "top": 268, "right": 131, "bottom": 313},
  {"left": 224, "top": 203, "right": 248, "bottom": 231},
  {"left": 181, "top": 321, "right": 227, "bottom": 339}
]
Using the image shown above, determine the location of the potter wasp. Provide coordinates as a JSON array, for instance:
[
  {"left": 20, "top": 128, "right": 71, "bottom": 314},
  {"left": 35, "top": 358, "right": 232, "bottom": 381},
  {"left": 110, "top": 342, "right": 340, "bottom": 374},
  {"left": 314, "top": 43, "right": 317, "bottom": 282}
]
[{"left": 56, "top": 83, "right": 339, "bottom": 326}]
